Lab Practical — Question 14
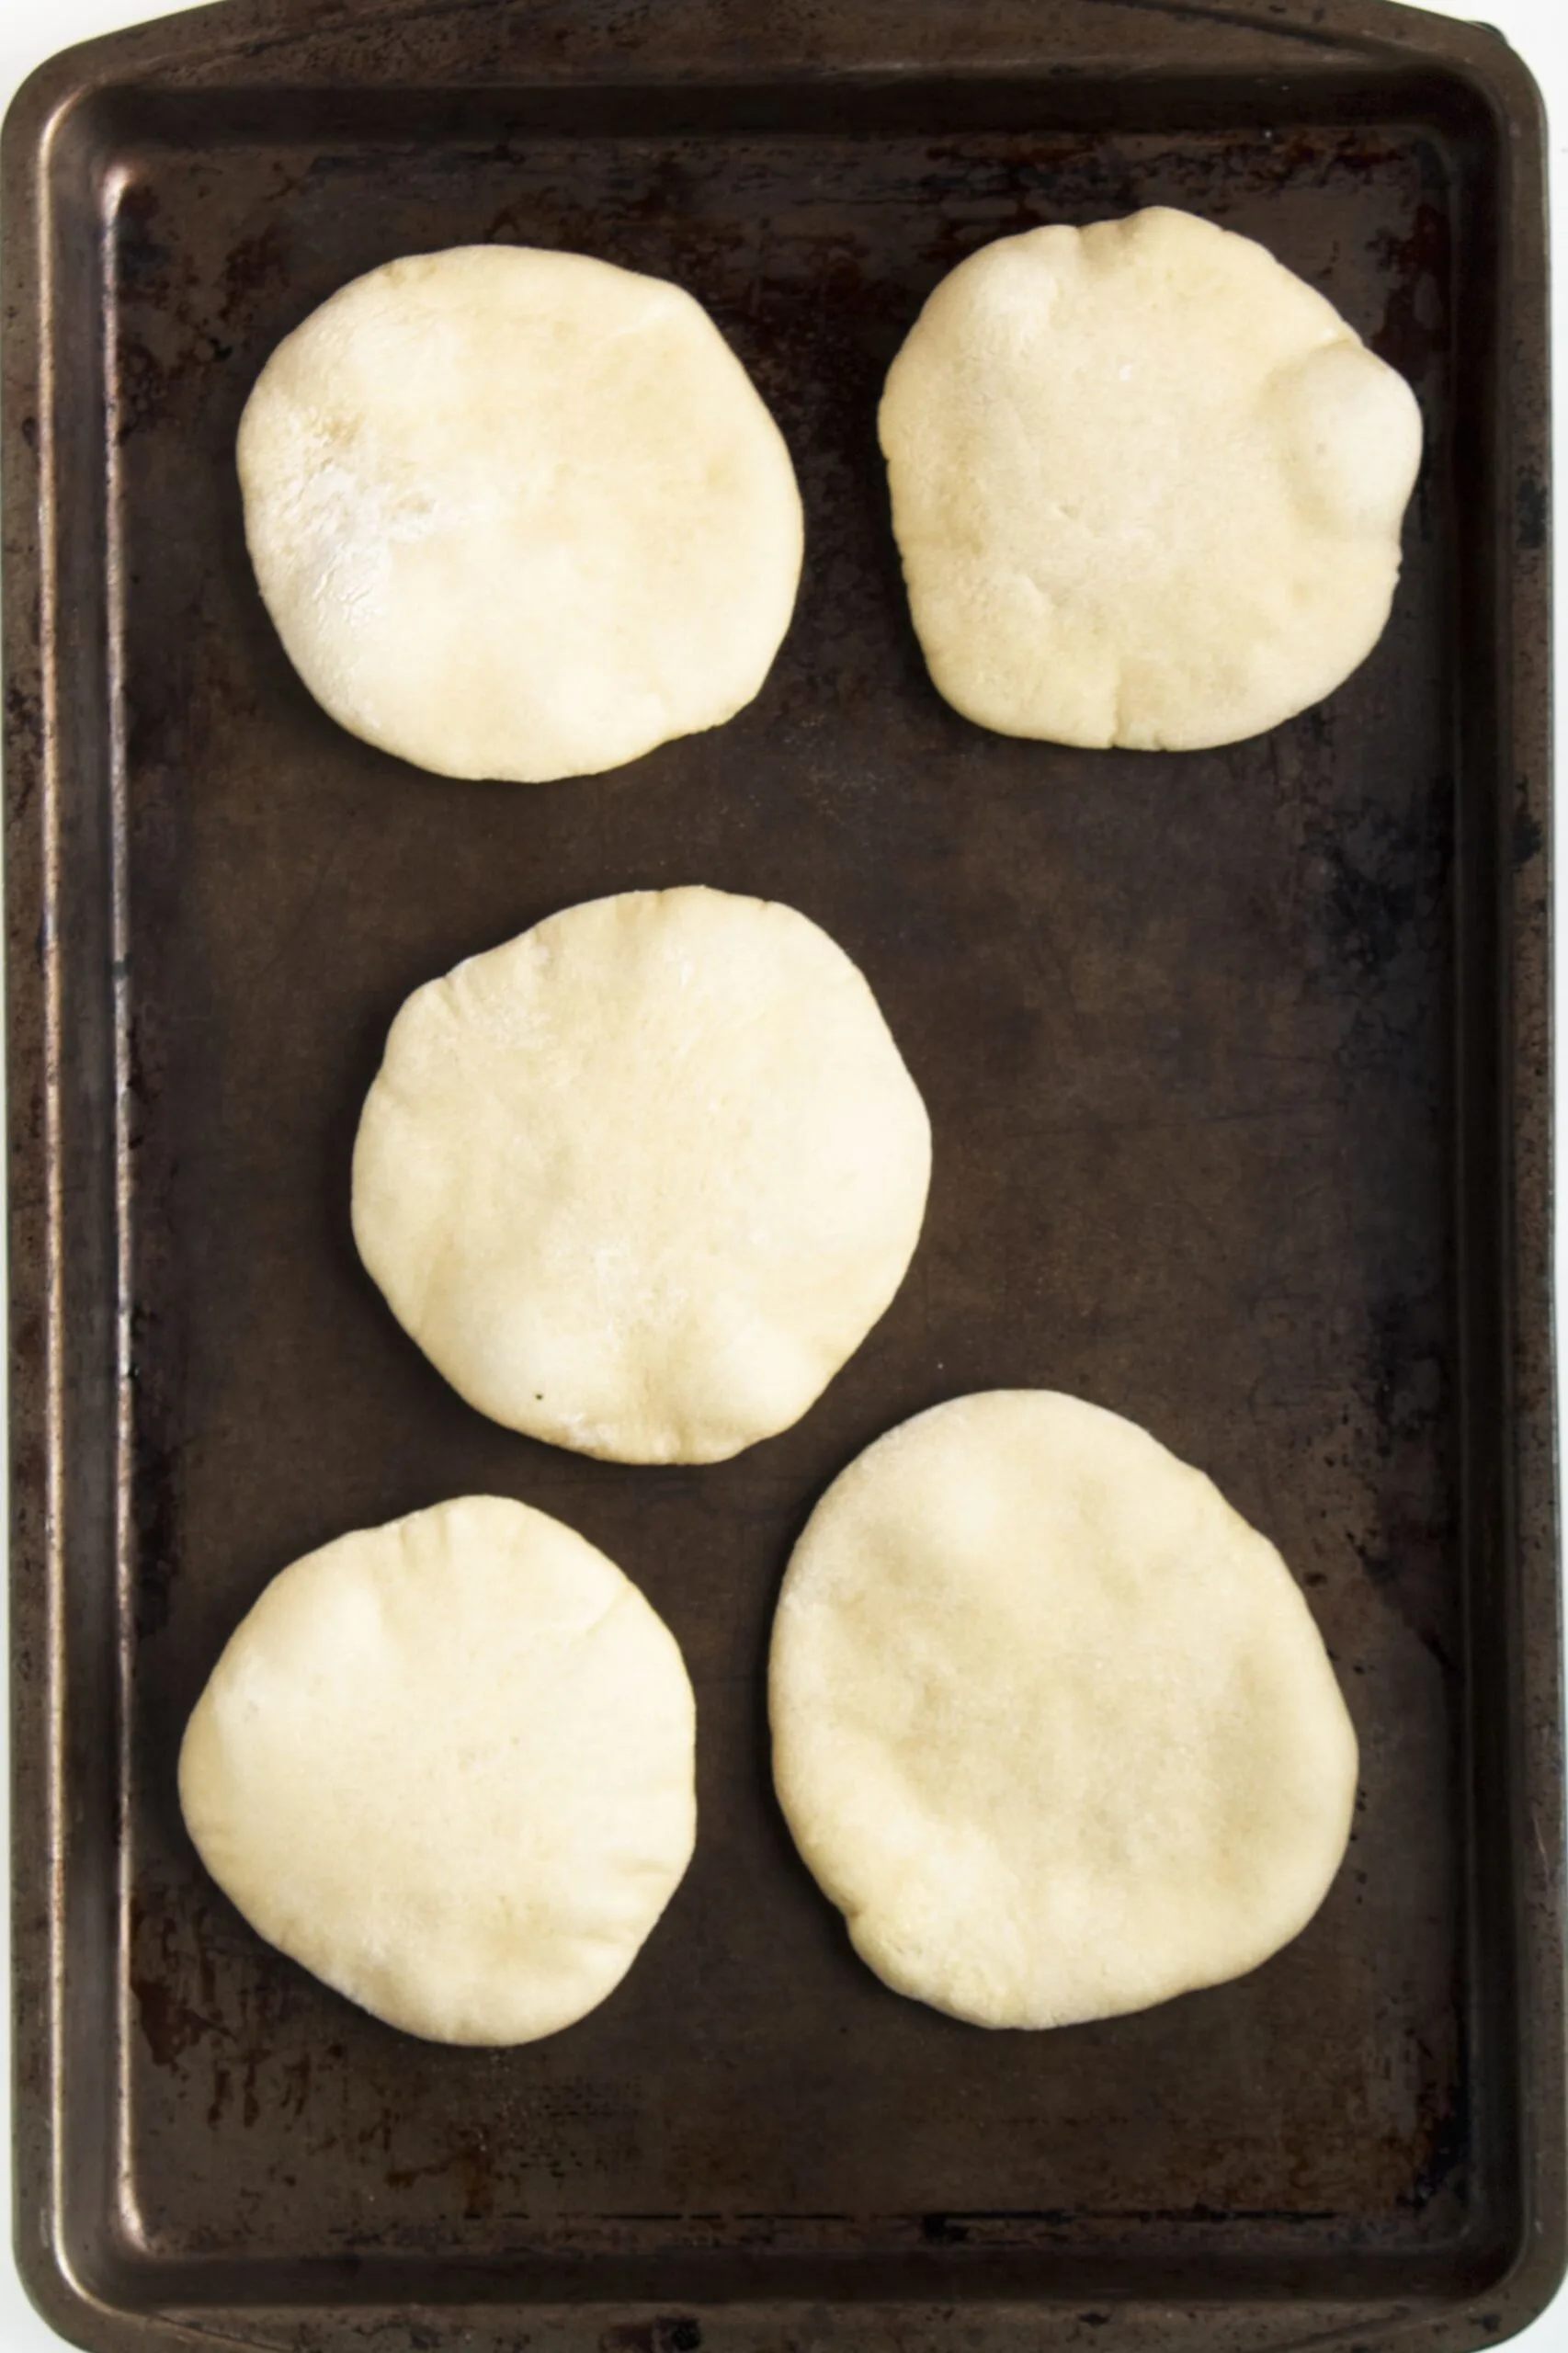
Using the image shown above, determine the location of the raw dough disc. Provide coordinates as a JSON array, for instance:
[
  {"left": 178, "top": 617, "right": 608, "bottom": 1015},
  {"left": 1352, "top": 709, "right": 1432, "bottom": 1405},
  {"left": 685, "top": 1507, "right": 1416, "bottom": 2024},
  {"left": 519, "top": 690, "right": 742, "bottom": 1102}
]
[
  {"left": 879, "top": 206, "right": 1423, "bottom": 751},
  {"left": 769, "top": 1391, "right": 1358, "bottom": 2029},
  {"left": 352, "top": 887, "right": 933, "bottom": 1464},
  {"left": 179, "top": 1495, "right": 697, "bottom": 2045},
  {"left": 237, "top": 244, "right": 803, "bottom": 781}
]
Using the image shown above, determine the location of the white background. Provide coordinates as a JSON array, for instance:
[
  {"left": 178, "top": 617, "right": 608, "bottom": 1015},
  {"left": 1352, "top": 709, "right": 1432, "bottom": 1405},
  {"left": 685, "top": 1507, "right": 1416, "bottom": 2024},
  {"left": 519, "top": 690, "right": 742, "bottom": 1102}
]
[{"left": 0, "top": 0, "right": 1563, "bottom": 2345}]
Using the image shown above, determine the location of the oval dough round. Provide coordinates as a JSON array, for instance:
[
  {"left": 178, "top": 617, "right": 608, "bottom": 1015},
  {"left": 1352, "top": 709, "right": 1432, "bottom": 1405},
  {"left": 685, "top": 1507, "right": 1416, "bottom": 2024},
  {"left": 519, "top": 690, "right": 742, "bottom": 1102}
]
[
  {"left": 769, "top": 1391, "right": 1358, "bottom": 2029},
  {"left": 179, "top": 1495, "right": 696, "bottom": 2045},
  {"left": 879, "top": 206, "right": 1423, "bottom": 751},
  {"left": 237, "top": 244, "right": 804, "bottom": 782},
  {"left": 352, "top": 887, "right": 932, "bottom": 1464}
]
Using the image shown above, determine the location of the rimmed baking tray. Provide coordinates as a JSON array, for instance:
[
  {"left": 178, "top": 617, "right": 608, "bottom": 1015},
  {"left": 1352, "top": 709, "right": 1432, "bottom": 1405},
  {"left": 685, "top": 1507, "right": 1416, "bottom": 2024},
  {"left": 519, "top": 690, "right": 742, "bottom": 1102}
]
[{"left": 4, "top": 0, "right": 1560, "bottom": 2346}]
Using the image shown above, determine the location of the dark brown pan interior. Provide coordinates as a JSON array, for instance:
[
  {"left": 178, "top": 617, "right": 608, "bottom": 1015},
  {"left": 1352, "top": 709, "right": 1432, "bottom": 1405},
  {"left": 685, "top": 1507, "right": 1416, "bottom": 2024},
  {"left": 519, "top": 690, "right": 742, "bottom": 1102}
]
[{"left": 8, "top": 18, "right": 1558, "bottom": 2345}]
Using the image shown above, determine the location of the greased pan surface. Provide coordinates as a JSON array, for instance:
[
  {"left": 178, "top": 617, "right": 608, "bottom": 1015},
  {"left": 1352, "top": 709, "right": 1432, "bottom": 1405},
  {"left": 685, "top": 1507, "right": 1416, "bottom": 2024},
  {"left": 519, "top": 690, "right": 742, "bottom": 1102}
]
[{"left": 4, "top": 2, "right": 1559, "bottom": 2348}]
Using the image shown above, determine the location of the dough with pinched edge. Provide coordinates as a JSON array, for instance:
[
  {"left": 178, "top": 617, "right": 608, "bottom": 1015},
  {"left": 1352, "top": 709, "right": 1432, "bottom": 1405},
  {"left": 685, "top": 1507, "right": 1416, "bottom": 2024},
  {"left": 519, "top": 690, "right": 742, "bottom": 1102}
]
[
  {"left": 352, "top": 886, "right": 932, "bottom": 1464},
  {"left": 179, "top": 1495, "right": 696, "bottom": 2045},
  {"left": 237, "top": 244, "right": 803, "bottom": 781},
  {"left": 769, "top": 1391, "right": 1358, "bottom": 2029},
  {"left": 880, "top": 206, "right": 1423, "bottom": 751}
]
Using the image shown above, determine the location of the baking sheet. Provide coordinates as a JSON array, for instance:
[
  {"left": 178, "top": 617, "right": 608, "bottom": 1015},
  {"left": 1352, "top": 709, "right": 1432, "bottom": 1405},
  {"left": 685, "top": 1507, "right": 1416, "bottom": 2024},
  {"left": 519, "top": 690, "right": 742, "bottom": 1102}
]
[{"left": 4, "top": 0, "right": 1560, "bottom": 2347}]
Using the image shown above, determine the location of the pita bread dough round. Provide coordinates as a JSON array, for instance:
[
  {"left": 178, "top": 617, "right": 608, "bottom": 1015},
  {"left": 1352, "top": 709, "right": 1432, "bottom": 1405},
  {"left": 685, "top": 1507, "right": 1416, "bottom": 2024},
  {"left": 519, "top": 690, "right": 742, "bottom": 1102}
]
[
  {"left": 880, "top": 206, "right": 1423, "bottom": 751},
  {"left": 352, "top": 887, "right": 932, "bottom": 1465},
  {"left": 769, "top": 1392, "right": 1358, "bottom": 2029},
  {"left": 179, "top": 1496, "right": 696, "bottom": 2045},
  {"left": 237, "top": 245, "right": 803, "bottom": 781}
]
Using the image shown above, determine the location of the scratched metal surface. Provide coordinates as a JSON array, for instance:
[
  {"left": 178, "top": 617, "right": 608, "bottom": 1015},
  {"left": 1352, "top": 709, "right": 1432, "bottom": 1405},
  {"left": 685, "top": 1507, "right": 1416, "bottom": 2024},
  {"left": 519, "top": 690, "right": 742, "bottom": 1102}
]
[{"left": 4, "top": 1, "right": 1559, "bottom": 2347}]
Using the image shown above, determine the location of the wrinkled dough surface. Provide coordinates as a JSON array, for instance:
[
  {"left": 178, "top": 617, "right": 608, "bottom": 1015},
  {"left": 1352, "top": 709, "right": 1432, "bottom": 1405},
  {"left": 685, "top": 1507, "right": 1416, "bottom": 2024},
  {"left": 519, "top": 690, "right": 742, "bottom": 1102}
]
[
  {"left": 880, "top": 207, "right": 1423, "bottom": 751},
  {"left": 238, "top": 245, "right": 803, "bottom": 781},
  {"left": 179, "top": 1496, "right": 696, "bottom": 2044},
  {"left": 352, "top": 887, "right": 932, "bottom": 1463},
  {"left": 770, "top": 1391, "right": 1359, "bottom": 2028}
]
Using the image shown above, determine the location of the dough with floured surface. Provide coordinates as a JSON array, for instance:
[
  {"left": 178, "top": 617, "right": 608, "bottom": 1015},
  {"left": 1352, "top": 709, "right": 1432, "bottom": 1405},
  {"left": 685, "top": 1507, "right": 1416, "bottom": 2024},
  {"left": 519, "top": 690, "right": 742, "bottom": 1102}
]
[
  {"left": 179, "top": 1495, "right": 696, "bottom": 2045},
  {"left": 879, "top": 206, "right": 1423, "bottom": 751},
  {"left": 237, "top": 244, "right": 803, "bottom": 781},
  {"left": 769, "top": 1391, "right": 1358, "bottom": 2029},
  {"left": 352, "top": 887, "right": 932, "bottom": 1464}
]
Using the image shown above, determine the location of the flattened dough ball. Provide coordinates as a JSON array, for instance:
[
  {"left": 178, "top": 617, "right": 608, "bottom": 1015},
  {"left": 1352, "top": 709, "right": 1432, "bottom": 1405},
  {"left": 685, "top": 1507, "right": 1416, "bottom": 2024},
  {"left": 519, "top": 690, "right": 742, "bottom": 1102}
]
[
  {"left": 880, "top": 206, "right": 1423, "bottom": 751},
  {"left": 179, "top": 1496, "right": 696, "bottom": 2045},
  {"left": 238, "top": 245, "right": 803, "bottom": 781},
  {"left": 769, "top": 1392, "right": 1358, "bottom": 2029},
  {"left": 352, "top": 888, "right": 933, "bottom": 1464}
]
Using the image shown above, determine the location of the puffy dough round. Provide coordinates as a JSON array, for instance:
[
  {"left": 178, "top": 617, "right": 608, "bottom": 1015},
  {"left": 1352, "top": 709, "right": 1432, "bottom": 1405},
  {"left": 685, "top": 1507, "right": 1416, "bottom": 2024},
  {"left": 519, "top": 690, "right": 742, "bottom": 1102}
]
[
  {"left": 179, "top": 1495, "right": 696, "bottom": 2045},
  {"left": 769, "top": 1391, "right": 1359, "bottom": 2029},
  {"left": 352, "top": 887, "right": 933, "bottom": 1464},
  {"left": 237, "top": 245, "right": 804, "bottom": 781},
  {"left": 879, "top": 206, "right": 1423, "bottom": 751}
]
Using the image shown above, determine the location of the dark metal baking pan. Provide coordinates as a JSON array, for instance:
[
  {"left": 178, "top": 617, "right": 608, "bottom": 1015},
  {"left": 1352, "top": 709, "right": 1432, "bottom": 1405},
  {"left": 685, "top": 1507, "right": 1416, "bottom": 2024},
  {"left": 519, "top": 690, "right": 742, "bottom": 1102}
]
[{"left": 4, "top": 0, "right": 1559, "bottom": 2346}]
